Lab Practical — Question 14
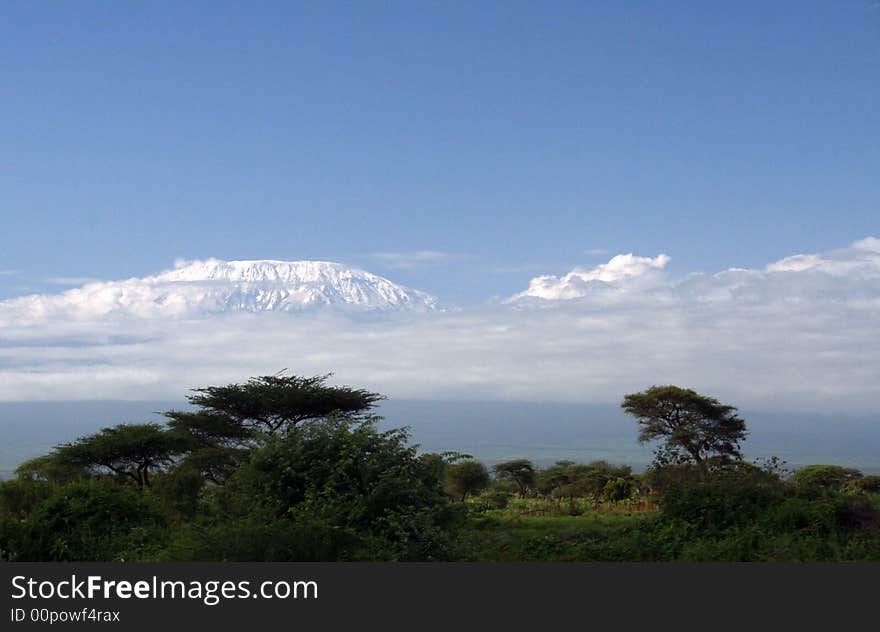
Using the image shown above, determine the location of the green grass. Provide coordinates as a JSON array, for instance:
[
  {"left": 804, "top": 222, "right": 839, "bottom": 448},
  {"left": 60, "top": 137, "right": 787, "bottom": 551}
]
[
  {"left": 462, "top": 498, "right": 659, "bottom": 561},
  {"left": 460, "top": 491, "right": 880, "bottom": 562}
]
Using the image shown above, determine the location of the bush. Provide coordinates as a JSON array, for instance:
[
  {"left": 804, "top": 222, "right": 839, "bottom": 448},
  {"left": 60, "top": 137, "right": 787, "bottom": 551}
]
[
  {"left": 851, "top": 475, "right": 880, "bottom": 495},
  {"left": 480, "top": 489, "right": 512, "bottom": 510},
  {"left": 790, "top": 464, "right": 863, "bottom": 496},
  {"left": 642, "top": 463, "right": 704, "bottom": 498},
  {"left": 766, "top": 497, "right": 831, "bottom": 535},
  {"left": 150, "top": 467, "right": 205, "bottom": 519},
  {"left": 6, "top": 479, "right": 168, "bottom": 561},
  {"left": 659, "top": 463, "right": 784, "bottom": 532},
  {"left": 172, "top": 418, "right": 460, "bottom": 561},
  {"left": 445, "top": 460, "right": 491, "bottom": 501},
  {"left": 0, "top": 478, "right": 54, "bottom": 518}
]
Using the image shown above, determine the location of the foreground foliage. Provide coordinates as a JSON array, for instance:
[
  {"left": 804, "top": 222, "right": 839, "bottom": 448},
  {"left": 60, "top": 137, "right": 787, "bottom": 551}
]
[{"left": 1, "top": 376, "right": 877, "bottom": 562}]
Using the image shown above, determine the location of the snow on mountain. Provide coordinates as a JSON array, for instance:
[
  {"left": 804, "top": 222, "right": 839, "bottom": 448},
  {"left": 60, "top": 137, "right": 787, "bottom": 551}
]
[{"left": 0, "top": 259, "right": 439, "bottom": 321}]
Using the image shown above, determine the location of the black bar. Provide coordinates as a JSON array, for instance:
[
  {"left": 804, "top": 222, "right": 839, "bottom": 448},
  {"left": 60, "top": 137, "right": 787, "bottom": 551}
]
[{"left": 2, "top": 562, "right": 877, "bottom": 629}]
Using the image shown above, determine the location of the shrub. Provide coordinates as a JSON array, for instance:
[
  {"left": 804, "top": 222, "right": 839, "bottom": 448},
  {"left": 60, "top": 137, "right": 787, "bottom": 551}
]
[
  {"left": 790, "top": 464, "right": 863, "bottom": 496},
  {"left": 660, "top": 462, "right": 784, "bottom": 532},
  {"left": 445, "top": 460, "right": 491, "bottom": 502},
  {"left": 7, "top": 479, "right": 168, "bottom": 561},
  {"left": 172, "top": 418, "right": 460, "bottom": 561},
  {"left": 481, "top": 489, "right": 513, "bottom": 510}
]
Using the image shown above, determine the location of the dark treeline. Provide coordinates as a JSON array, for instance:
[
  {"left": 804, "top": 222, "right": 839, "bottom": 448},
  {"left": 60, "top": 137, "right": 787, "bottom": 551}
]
[{"left": 1, "top": 375, "right": 878, "bottom": 562}]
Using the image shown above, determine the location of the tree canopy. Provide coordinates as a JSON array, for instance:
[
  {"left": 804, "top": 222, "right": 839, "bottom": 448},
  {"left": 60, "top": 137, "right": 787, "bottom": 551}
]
[
  {"left": 445, "top": 460, "right": 491, "bottom": 502},
  {"left": 493, "top": 459, "right": 536, "bottom": 497},
  {"left": 166, "top": 373, "right": 384, "bottom": 439},
  {"left": 791, "top": 464, "right": 864, "bottom": 494},
  {"left": 622, "top": 385, "right": 747, "bottom": 470},
  {"left": 536, "top": 460, "right": 633, "bottom": 505},
  {"left": 162, "top": 373, "right": 386, "bottom": 485},
  {"left": 50, "top": 423, "right": 188, "bottom": 488}
]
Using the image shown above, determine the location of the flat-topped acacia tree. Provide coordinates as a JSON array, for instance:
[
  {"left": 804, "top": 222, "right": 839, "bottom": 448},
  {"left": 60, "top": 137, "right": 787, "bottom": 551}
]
[
  {"left": 163, "top": 374, "right": 384, "bottom": 485},
  {"left": 50, "top": 423, "right": 188, "bottom": 489},
  {"left": 166, "top": 373, "right": 385, "bottom": 440},
  {"left": 444, "top": 459, "right": 491, "bottom": 502},
  {"left": 621, "top": 385, "right": 747, "bottom": 472},
  {"left": 493, "top": 459, "right": 536, "bottom": 497}
]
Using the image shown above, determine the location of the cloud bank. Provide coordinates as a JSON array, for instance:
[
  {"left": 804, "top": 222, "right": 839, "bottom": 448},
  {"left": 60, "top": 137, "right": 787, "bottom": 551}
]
[
  {"left": 509, "top": 253, "right": 671, "bottom": 300},
  {"left": 0, "top": 238, "right": 877, "bottom": 415}
]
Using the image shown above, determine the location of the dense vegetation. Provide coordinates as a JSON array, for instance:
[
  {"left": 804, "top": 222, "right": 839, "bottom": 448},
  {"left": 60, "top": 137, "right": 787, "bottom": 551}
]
[{"left": 1, "top": 376, "right": 878, "bottom": 562}]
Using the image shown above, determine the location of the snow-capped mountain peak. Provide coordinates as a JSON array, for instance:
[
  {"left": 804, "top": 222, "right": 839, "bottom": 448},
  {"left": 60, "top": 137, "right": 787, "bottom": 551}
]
[
  {"left": 159, "top": 258, "right": 364, "bottom": 283},
  {"left": 0, "top": 259, "right": 439, "bottom": 321}
]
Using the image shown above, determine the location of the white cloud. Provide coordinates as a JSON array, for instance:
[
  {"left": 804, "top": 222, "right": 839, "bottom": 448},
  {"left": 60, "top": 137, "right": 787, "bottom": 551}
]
[
  {"left": 765, "top": 239, "right": 880, "bottom": 277},
  {"left": 852, "top": 237, "right": 880, "bottom": 251},
  {"left": 509, "top": 253, "right": 671, "bottom": 300},
  {"left": 0, "top": 238, "right": 877, "bottom": 415}
]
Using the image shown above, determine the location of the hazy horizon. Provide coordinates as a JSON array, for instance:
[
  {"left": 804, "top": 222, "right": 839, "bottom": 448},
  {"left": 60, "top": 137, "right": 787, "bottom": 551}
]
[{"left": 2, "top": 398, "right": 877, "bottom": 479}]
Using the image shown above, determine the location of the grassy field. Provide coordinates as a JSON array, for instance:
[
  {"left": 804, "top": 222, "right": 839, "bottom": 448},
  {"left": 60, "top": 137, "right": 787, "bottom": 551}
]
[
  {"left": 461, "top": 490, "right": 880, "bottom": 562},
  {"left": 463, "top": 498, "right": 661, "bottom": 561}
]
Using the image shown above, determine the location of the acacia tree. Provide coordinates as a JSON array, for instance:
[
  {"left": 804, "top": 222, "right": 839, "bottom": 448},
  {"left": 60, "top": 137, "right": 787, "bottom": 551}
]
[
  {"left": 444, "top": 460, "right": 490, "bottom": 502},
  {"left": 164, "top": 410, "right": 256, "bottom": 485},
  {"left": 164, "top": 374, "right": 385, "bottom": 484},
  {"left": 15, "top": 454, "right": 86, "bottom": 487},
  {"left": 536, "top": 461, "right": 576, "bottom": 499},
  {"left": 50, "top": 423, "right": 188, "bottom": 489},
  {"left": 567, "top": 462, "right": 631, "bottom": 508},
  {"left": 168, "top": 374, "right": 384, "bottom": 438},
  {"left": 622, "top": 385, "right": 747, "bottom": 472},
  {"left": 493, "top": 459, "right": 536, "bottom": 497}
]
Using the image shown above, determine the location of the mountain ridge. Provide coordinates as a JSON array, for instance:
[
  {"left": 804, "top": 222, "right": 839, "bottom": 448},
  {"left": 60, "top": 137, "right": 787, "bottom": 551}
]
[{"left": 0, "top": 259, "right": 439, "bottom": 319}]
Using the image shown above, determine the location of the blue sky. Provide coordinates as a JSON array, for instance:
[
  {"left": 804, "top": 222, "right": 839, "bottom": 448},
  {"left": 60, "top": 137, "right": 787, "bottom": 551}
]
[{"left": 1, "top": 1, "right": 878, "bottom": 303}]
